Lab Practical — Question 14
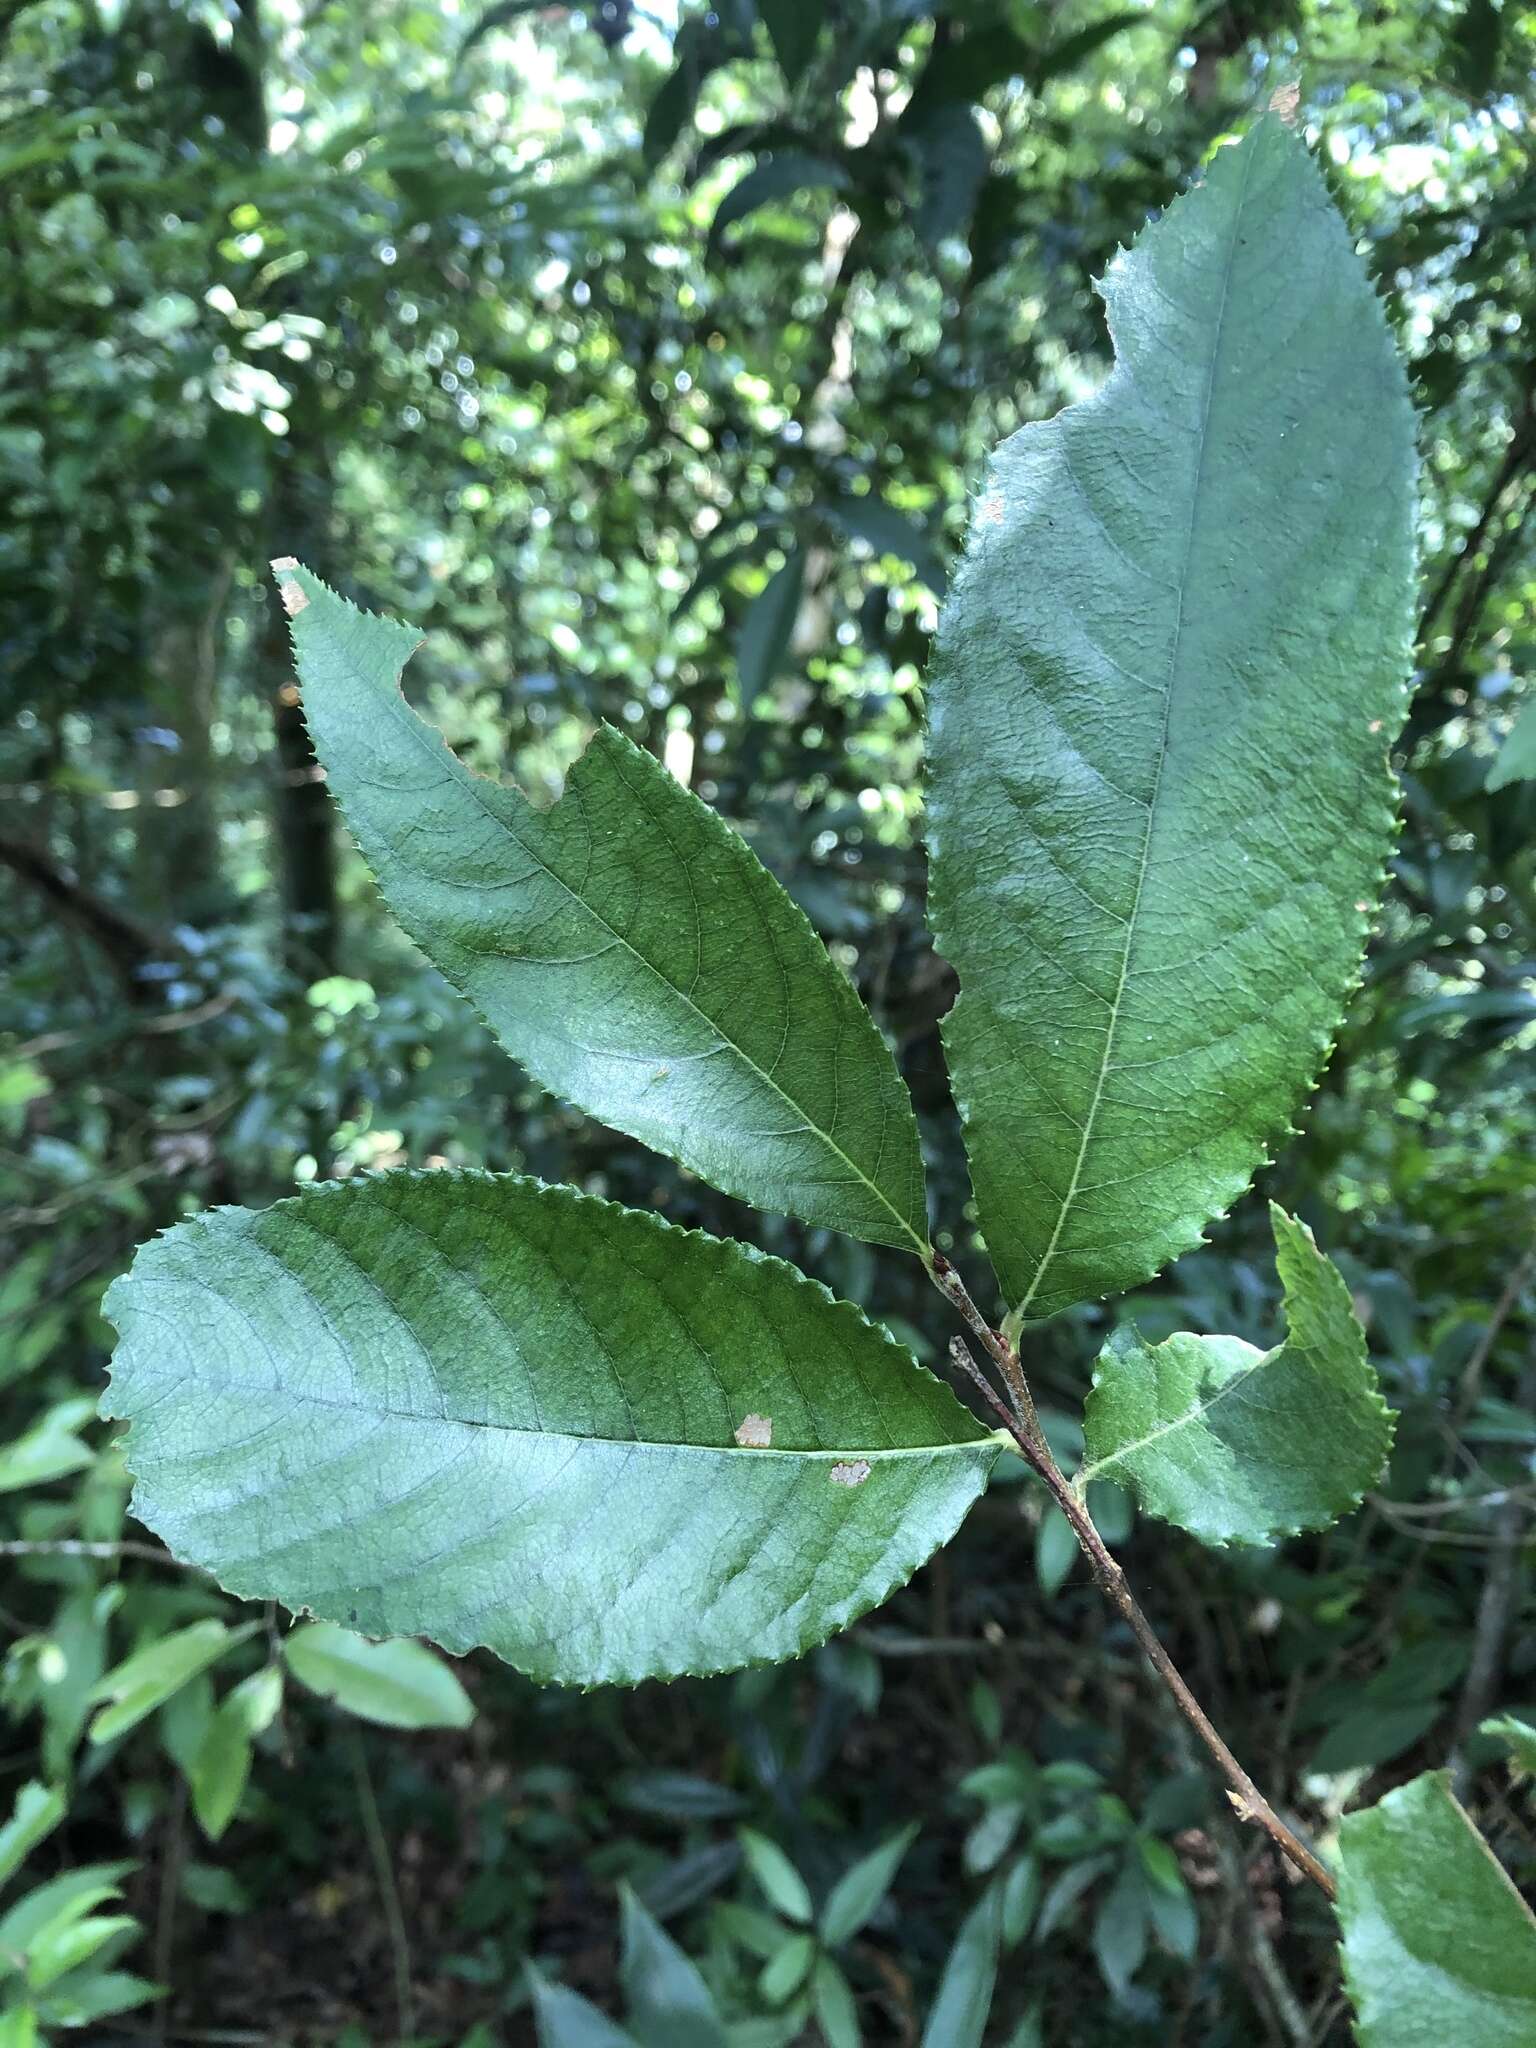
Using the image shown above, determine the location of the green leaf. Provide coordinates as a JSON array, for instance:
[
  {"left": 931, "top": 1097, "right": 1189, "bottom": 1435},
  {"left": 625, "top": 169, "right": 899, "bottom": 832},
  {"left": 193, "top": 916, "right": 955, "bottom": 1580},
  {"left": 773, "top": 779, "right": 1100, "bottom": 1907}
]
[
  {"left": 36, "top": 1971, "right": 159, "bottom": 2027},
  {"left": 1079, "top": 1206, "right": 1391, "bottom": 1546},
  {"left": 709, "top": 151, "right": 849, "bottom": 250},
  {"left": 618, "top": 1885, "right": 725, "bottom": 2048},
  {"left": 738, "top": 1830, "right": 813, "bottom": 1925},
  {"left": 919, "top": 1887, "right": 1001, "bottom": 2048},
  {"left": 1488, "top": 695, "right": 1536, "bottom": 790},
  {"left": 734, "top": 548, "right": 804, "bottom": 706},
  {"left": 822, "top": 495, "right": 945, "bottom": 594},
  {"left": 1480, "top": 1713, "right": 1536, "bottom": 1776},
  {"left": 0, "top": 1786, "right": 64, "bottom": 1891},
  {"left": 926, "top": 116, "right": 1417, "bottom": 1324},
  {"left": 999, "top": 1853, "right": 1040, "bottom": 1947},
  {"left": 103, "top": 1171, "right": 996, "bottom": 1687},
  {"left": 812, "top": 1955, "right": 860, "bottom": 2048},
  {"left": 0, "top": 1865, "right": 132, "bottom": 1959},
  {"left": 274, "top": 563, "right": 926, "bottom": 1253},
  {"left": 1092, "top": 1858, "right": 1149, "bottom": 1999},
  {"left": 87, "top": 1620, "right": 256, "bottom": 1746},
  {"left": 0, "top": 1409, "right": 94, "bottom": 1495},
  {"left": 758, "top": 1930, "right": 817, "bottom": 2005},
  {"left": 283, "top": 1624, "right": 474, "bottom": 1730},
  {"left": 529, "top": 1967, "right": 639, "bottom": 2048},
  {"left": 820, "top": 1824, "right": 918, "bottom": 1947},
  {"left": 188, "top": 1669, "right": 280, "bottom": 1843},
  {"left": 26, "top": 1912, "right": 138, "bottom": 1993},
  {"left": 1337, "top": 1771, "right": 1536, "bottom": 2047}
]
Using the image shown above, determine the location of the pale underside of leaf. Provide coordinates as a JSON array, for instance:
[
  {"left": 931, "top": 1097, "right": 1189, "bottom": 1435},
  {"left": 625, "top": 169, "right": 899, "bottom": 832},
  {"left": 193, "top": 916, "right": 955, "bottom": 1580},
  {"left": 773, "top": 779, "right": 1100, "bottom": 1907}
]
[
  {"left": 1078, "top": 1205, "right": 1392, "bottom": 1545},
  {"left": 102, "top": 1171, "right": 996, "bottom": 1687},
  {"left": 926, "top": 116, "right": 1417, "bottom": 1323},
  {"left": 1336, "top": 1771, "right": 1536, "bottom": 2048},
  {"left": 275, "top": 564, "right": 927, "bottom": 1253}
]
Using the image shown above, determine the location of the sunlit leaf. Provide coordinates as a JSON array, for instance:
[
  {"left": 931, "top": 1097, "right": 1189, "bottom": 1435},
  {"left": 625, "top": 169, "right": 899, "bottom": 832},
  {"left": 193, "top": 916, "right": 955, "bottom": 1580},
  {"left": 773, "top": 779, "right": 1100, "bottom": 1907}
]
[{"left": 927, "top": 117, "right": 1417, "bottom": 1323}]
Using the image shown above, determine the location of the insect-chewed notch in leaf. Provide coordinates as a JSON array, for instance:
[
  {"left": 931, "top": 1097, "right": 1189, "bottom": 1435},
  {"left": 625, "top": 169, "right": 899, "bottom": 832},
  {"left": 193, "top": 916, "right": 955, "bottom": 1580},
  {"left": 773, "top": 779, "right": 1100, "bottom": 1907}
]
[
  {"left": 102, "top": 1171, "right": 999, "bottom": 1687},
  {"left": 271, "top": 562, "right": 927, "bottom": 1255},
  {"left": 926, "top": 115, "right": 1418, "bottom": 1325},
  {"left": 1077, "top": 1205, "right": 1392, "bottom": 1547}
]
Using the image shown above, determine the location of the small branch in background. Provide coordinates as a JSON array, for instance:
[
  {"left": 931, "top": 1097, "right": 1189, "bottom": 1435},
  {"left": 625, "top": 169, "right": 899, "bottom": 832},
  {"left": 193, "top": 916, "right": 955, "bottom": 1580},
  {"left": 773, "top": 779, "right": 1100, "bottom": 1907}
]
[
  {"left": 1453, "top": 1241, "right": 1536, "bottom": 1434},
  {"left": 0, "top": 831, "right": 175, "bottom": 1003},
  {"left": 1449, "top": 1358, "right": 1536, "bottom": 1796},
  {"left": 350, "top": 1734, "right": 416, "bottom": 2046},
  {"left": 0, "top": 1539, "right": 199, "bottom": 1568}
]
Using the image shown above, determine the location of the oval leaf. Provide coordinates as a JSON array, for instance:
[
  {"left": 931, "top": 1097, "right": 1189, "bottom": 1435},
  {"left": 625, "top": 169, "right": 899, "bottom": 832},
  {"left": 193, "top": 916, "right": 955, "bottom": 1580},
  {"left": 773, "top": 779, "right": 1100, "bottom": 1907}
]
[
  {"left": 1078, "top": 1206, "right": 1391, "bottom": 1546},
  {"left": 1337, "top": 1771, "right": 1536, "bottom": 2048},
  {"left": 926, "top": 116, "right": 1417, "bottom": 1322},
  {"left": 102, "top": 1171, "right": 996, "bottom": 1686},
  {"left": 283, "top": 1622, "right": 474, "bottom": 1729},
  {"left": 273, "top": 563, "right": 926, "bottom": 1254}
]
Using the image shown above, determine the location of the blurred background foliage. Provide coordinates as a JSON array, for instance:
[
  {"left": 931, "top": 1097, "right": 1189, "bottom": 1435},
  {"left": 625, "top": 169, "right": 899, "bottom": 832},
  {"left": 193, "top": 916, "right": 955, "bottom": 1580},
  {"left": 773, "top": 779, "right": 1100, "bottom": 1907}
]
[{"left": 1, "top": 0, "right": 1534, "bottom": 2042}]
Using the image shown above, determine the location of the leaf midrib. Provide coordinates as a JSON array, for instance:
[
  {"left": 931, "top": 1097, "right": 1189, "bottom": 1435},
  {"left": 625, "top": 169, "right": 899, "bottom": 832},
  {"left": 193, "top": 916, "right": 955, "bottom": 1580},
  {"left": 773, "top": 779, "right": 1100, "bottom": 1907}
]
[
  {"left": 122, "top": 1346, "right": 992, "bottom": 1463},
  {"left": 1077, "top": 1336, "right": 1270, "bottom": 1488},
  {"left": 323, "top": 617, "right": 925, "bottom": 1255},
  {"left": 1011, "top": 138, "right": 1258, "bottom": 1324}
]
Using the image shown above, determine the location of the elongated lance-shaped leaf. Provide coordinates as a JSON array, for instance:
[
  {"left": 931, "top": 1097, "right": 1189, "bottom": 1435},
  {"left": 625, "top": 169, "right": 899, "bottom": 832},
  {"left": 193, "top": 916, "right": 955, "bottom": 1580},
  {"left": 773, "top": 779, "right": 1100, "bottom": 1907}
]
[
  {"left": 926, "top": 116, "right": 1417, "bottom": 1323},
  {"left": 1078, "top": 1205, "right": 1391, "bottom": 1546},
  {"left": 1337, "top": 1772, "right": 1536, "bottom": 2048},
  {"left": 272, "top": 563, "right": 927, "bottom": 1254},
  {"left": 102, "top": 1171, "right": 997, "bottom": 1686}
]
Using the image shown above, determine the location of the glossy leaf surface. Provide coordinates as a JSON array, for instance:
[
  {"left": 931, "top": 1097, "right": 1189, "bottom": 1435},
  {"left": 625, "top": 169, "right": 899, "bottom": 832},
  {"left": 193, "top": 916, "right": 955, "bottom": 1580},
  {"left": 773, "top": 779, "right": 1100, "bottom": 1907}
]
[
  {"left": 1079, "top": 1207, "right": 1391, "bottom": 1545},
  {"left": 1337, "top": 1772, "right": 1536, "bottom": 2047},
  {"left": 926, "top": 117, "right": 1417, "bottom": 1320},
  {"left": 274, "top": 564, "right": 926, "bottom": 1252},
  {"left": 103, "top": 1171, "right": 996, "bottom": 1686}
]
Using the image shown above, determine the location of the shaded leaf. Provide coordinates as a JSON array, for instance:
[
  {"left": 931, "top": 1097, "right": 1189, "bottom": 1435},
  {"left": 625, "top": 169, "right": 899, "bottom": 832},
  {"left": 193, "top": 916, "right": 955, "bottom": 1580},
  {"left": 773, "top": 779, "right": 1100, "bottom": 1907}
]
[
  {"left": 87, "top": 1621, "right": 256, "bottom": 1746},
  {"left": 274, "top": 564, "right": 926, "bottom": 1253},
  {"left": 619, "top": 1884, "right": 725, "bottom": 2048},
  {"left": 1080, "top": 1207, "right": 1391, "bottom": 1546},
  {"left": 735, "top": 548, "right": 804, "bottom": 705},
  {"left": 104, "top": 1172, "right": 997, "bottom": 1687},
  {"left": 0, "top": 1784, "right": 65, "bottom": 1890},
  {"left": 919, "top": 1886, "right": 1002, "bottom": 2048},
  {"left": 1488, "top": 696, "right": 1536, "bottom": 790},
  {"left": 1337, "top": 1772, "right": 1536, "bottom": 2047},
  {"left": 739, "top": 1830, "right": 813, "bottom": 1924},
  {"left": 820, "top": 1824, "right": 918, "bottom": 1946},
  {"left": 926, "top": 118, "right": 1417, "bottom": 1322}
]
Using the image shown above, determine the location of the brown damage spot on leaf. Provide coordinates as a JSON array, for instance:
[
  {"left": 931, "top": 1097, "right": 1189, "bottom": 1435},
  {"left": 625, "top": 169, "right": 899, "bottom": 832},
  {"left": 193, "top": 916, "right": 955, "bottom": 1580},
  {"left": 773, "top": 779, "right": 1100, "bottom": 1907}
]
[
  {"left": 1268, "top": 82, "right": 1301, "bottom": 126},
  {"left": 977, "top": 489, "right": 1005, "bottom": 528},
  {"left": 274, "top": 566, "right": 309, "bottom": 618},
  {"left": 734, "top": 1414, "right": 772, "bottom": 1448},
  {"left": 829, "top": 1459, "right": 872, "bottom": 1487}
]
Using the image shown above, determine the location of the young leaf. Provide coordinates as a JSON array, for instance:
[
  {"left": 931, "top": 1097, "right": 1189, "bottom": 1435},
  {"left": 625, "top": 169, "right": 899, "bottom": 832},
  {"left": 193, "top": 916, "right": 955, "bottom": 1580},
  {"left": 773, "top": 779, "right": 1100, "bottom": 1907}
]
[
  {"left": 739, "top": 1830, "right": 814, "bottom": 1925},
  {"left": 282, "top": 1624, "right": 474, "bottom": 1730},
  {"left": 926, "top": 115, "right": 1417, "bottom": 1323},
  {"left": 1078, "top": 1206, "right": 1391, "bottom": 1546},
  {"left": 273, "top": 564, "right": 926, "bottom": 1255},
  {"left": 102, "top": 1171, "right": 998, "bottom": 1687},
  {"left": 819, "top": 1823, "right": 918, "bottom": 1947},
  {"left": 0, "top": 1785, "right": 65, "bottom": 1890},
  {"left": 1337, "top": 1771, "right": 1536, "bottom": 2047}
]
